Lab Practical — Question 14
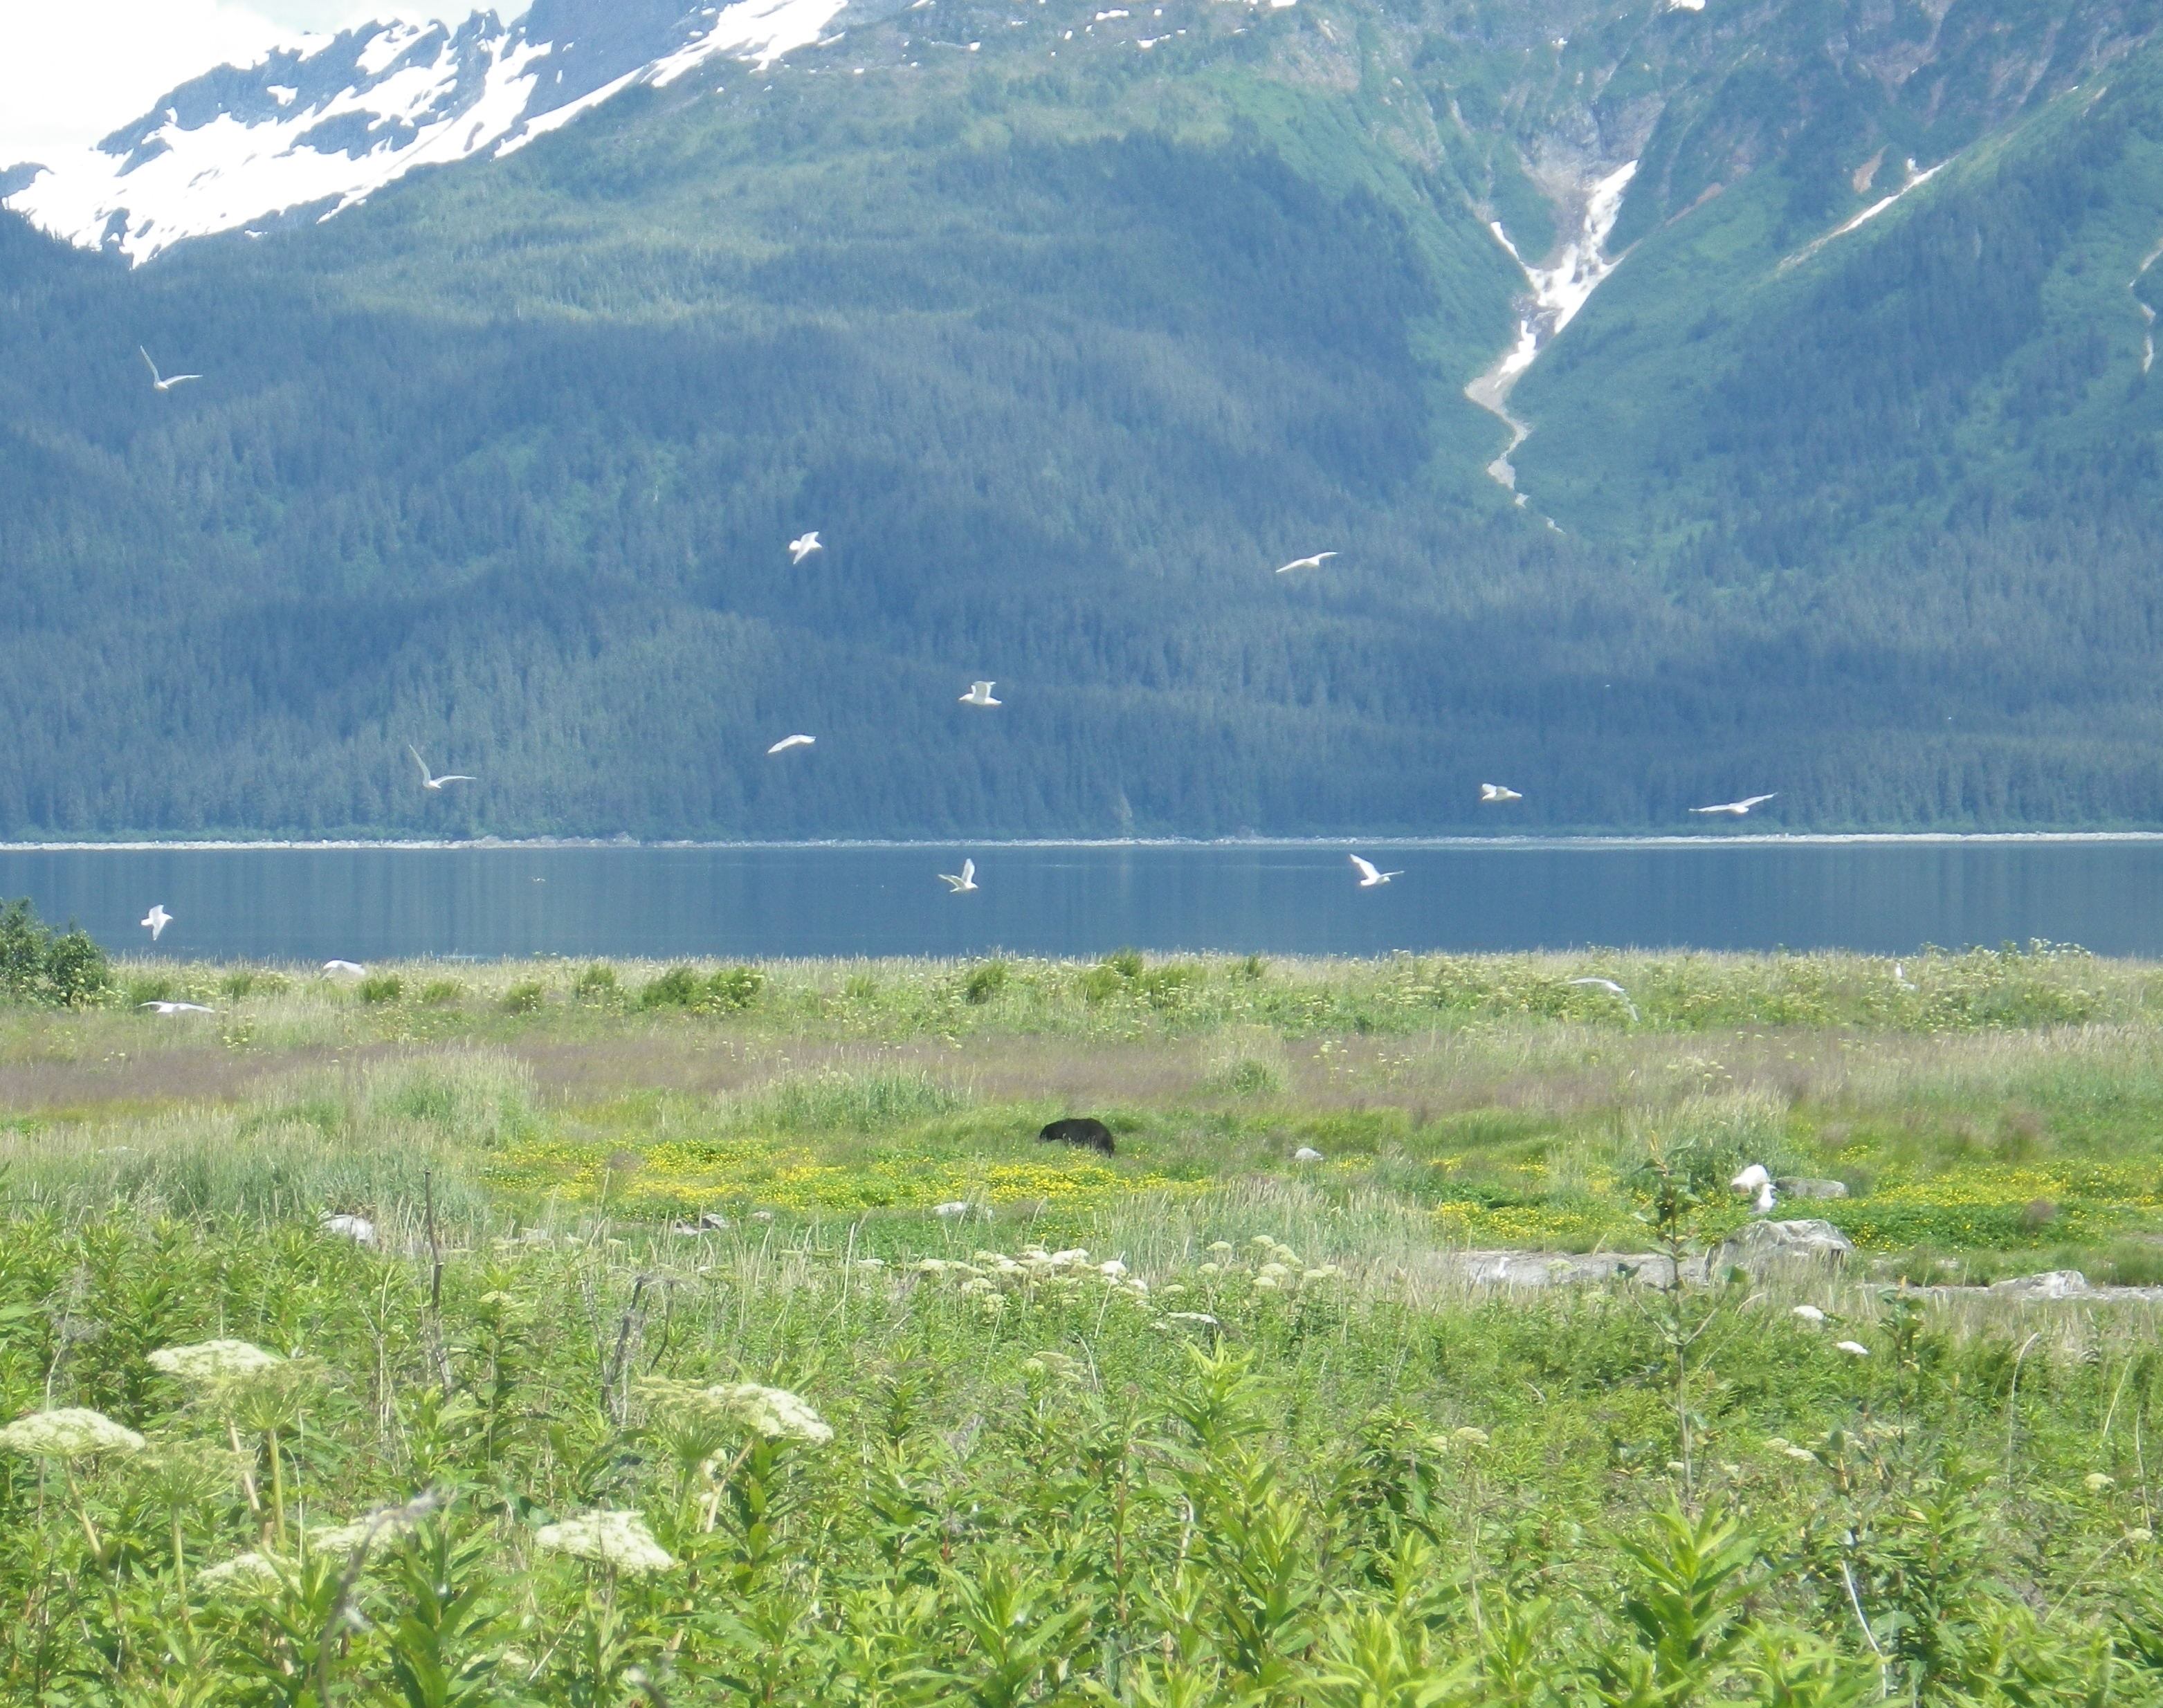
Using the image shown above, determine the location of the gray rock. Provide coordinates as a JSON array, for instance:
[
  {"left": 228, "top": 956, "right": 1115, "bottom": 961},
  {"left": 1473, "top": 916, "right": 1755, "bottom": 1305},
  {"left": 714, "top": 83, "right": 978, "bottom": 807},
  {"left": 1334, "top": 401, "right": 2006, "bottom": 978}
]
[
  {"left": 1714, "top": 1218, "right": 1854, "bottom": 1274},
  {"left": 1989, "top": 1269, "right": 2090, "bottom": 1299},
  {"left": 320, "top": 1213, "right": 377, "bottom": 1247},
  {"left": 1443, "top": 1250, "right": 1675, "bottom": 1289},
  {"left": 1776, "top": 1177, "right": 1850, "bottom": 1200}
]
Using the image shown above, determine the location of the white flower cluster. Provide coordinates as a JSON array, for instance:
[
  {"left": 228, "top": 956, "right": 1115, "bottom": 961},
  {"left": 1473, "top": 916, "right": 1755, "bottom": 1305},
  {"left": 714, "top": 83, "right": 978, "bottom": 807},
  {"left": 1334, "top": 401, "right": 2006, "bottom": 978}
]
[
  {"left": 704, "top": 1383, "right": 834, "bottom": 1446},
  {"left": 149, "top": 1339, "right": 284, "bottom": 1385},
  {"left": 0, "top": 1407, "right": 147, "bottom": 1459},
  {"left": 310, "top": 1505, "right": 426, "bottom": 1556},
  {"left": 197, "top": 1550, "right": 287, "bottom": 1593},
  {"left": 1194, "top": 1236, "right": 1341, "bottom": 1292},
  {"left": 915, "top": 1246, "right": 1153, "bottom": 1312},
  {"left": 533, "top": 1509, "right": 676, "bottom": 1574}
]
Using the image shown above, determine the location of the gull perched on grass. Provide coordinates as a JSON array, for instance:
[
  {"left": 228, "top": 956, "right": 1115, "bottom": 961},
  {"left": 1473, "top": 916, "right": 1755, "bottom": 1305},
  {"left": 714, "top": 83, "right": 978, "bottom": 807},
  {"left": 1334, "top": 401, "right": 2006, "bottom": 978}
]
[
  {"left": 138, "top": 347, "right": 202, "bottom": 392},
  {"left": 322, "top": 960, "right": 367, "bottom": 977},
  {"left": 788, "top": 531, "right": 822, "bottom": 564},
  {"left": 940, "top": 858, "right": 978, "bottom": 894},
  {"left": 1275, "top": 551, "right": 1338, "bottom": 574},
  {"left": 767, "top": 734, "right": 816, "bottom": 755},
  {"left": 1731, "top": 1162, "right": 1776, "bottom": 1214},
  {"left": 1690, "top": 793, "right": 1778, "bottom": 817},
  {"left": 1349, "top": 855, "right": 1401, "bottom": 888},
  {"left": 140, "top": 1000, "right": 215, "bottom": 1016},
  {"left": 140, "top": 905, "right": 172, "bottom": 942},
  {"left": 408, "top": 746, "right": 473, "bottom": 791},
  {"left": 960, "top": 681, "right": 1001, "bottom": 708},
  {"left": 1567, "top": 976, "right": 1639, "bottom": 1022},
  {"left": 1480, "top": 784, "right": 1522, "bottom": 802},
  {"left": 1893, "top": 960, "right": 1918, "bottom": 991}
]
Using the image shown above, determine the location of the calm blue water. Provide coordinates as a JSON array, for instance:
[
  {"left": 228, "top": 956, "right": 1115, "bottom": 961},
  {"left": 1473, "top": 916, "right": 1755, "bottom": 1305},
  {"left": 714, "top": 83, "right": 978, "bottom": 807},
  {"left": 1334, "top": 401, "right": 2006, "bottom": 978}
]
[{"left": 3, "top": 839, "right": 2163, "bottom": 962}]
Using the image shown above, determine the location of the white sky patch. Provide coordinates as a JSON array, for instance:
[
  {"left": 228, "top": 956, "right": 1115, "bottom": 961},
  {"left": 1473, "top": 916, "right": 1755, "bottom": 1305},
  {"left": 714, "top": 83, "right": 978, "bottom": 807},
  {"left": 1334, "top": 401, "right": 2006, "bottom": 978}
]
[{"left": 0, "top": 0, "right": 526, "bottom": 164}]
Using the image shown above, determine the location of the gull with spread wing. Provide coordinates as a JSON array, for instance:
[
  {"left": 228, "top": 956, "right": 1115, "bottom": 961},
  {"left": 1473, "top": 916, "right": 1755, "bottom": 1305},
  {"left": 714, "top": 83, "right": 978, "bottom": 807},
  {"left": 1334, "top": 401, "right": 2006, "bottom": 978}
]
[
  {"left": 1349, "top": 855, "right": 1401, "bottom": 888},
  {"left": 409, "top": 746, "right": 474, "bottom": 791},
  {"left": 1690, "top": 793, "right": 1777, "bottom": 817},
  {"left": 138, "top": 347, "right": 202, "bottom": 392}
]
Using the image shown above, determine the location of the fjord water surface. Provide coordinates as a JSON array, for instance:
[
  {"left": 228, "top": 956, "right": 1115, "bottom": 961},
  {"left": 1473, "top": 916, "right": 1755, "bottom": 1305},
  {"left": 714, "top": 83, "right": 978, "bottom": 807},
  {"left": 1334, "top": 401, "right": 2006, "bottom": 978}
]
[{"left": 5, "top": 841, "right": 2163, "bottom": 962}]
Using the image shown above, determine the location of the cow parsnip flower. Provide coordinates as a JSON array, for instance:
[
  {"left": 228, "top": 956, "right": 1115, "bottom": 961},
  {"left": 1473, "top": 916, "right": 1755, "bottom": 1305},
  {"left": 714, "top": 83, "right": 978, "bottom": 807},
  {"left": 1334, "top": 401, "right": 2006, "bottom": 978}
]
[
  {"left": 197, "top": 1550, "right": 287, "bottom": 1592},
  {"left": 148, "top": 1340, "right": 284, "bottom": 1384},
  {"left": 533, "top": 1509, "right": 675, "bottom": 1574},
  {"left": 0, "top": 1407, "right": 146, "bottom": 1459},
  {"left": 311, "top": 1505, "right": 426, "bottom": 1556},
  {"left": 705, "top": 1383, "right": 834, "bottom": 1445}
]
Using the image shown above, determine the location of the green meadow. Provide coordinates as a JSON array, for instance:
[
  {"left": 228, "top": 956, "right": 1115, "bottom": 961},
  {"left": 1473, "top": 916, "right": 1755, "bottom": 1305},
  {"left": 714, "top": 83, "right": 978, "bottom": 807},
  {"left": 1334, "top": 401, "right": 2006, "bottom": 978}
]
[{"left": 10, "top": 946, "right": 2163, "bottom": 1703}]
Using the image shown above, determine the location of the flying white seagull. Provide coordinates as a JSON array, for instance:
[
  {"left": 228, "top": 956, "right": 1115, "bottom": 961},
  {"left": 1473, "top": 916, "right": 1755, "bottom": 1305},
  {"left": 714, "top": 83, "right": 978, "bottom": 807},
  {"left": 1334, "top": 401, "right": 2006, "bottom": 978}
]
[
  {"left": 138, "top": 347, "right": 202, "bottom": 392},
  {"left": 940, "top": 858, "right": 979, "bottom": 893},
  {"left": 140, "top": 1001, "right": 215, "bottom": 1016},
  {"left": 1690, "top": 793, "right": 1778, "bottom": 817},
  {"left": 767, "top": 734, "right": 816, "bottom": 755},
  {"left": 1349, "top": 854, "right": 1401, "bottom": 888},
  {"left": 960, "top": 681, "right": 1001, "bottom": 708},
  {"left": 1567, "top": 976, "right": 1639, "bottom": 1022},
  {"left": 409, "top": 746, "right": 474, "bottom": 791},
  {"left": 788, "top": 531, "right": 823, "bottom": 564},
  {"left": 1480, "top": 784, "right": 1522, "bottom": 802},
  {"left": 140, "top": 905, "right": 172, "bottom": 941},
  {"left": 1275, "top": 551, "right": 1338, "bottom": 574}
]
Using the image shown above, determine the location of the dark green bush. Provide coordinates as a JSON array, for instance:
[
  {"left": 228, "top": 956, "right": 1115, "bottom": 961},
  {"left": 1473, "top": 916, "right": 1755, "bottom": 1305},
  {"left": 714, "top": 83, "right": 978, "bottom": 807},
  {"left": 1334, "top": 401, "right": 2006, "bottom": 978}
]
[
  {"left": 0, "top": 899, "right": 111, "bottom": 1009},
  {"left": 640, "top": 965, "right": 706, "bottom": 1010},
  {"left": 124, "top": 974, "right": 176, "bottom": 1007},
  {"left": 419, "top": 979, "right": 465, "bottom": 1007},
  {"left": 574, "top": 962, "right": 619, "bottom": 1001},
  {"left": 217, "top": 967, "right": 289, "bottom": 1000},
  {"left": 962, "top": 960, "right": 1010, "bottom": 1005},
  {"left": 358, "top": 974, "right": 405, "bottom": 1004},
  {"left": 502, "top": 980, "right": 547, "bottom": 1014},
  {"left": 707, "top": 966, "right": 764, "bottom": 1012}
]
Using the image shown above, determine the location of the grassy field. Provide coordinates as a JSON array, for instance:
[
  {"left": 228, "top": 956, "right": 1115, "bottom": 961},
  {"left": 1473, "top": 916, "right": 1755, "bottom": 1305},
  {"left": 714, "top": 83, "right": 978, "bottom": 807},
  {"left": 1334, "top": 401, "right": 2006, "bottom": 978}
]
[{"left": 9, "top": 946, "right": 2163, "bottom": 1703}]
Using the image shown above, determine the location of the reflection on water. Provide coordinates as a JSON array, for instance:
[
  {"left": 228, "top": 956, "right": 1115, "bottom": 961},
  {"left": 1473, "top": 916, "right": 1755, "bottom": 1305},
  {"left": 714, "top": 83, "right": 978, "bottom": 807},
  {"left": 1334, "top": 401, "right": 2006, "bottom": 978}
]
[{"left": 1, "top": 839, "right": 2161, "bottom": 962}]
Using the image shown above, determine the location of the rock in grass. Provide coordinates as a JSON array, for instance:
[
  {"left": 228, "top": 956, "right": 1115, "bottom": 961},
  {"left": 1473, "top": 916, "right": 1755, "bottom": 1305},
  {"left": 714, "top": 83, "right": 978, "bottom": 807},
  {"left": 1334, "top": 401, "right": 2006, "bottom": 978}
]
[
  {"left": 1293, "top": 1146, "right": 1324, "bottom": 1163},
  {"left": 1990, "top": 1269, "right": 2090, "bottom": 1298},
  {"left": 1775, "top": 1177, "right": 1850, "bottom": 1200},
  {"left": 320, "top": 1213, "right": 377, "bottom": 1245},
  {"left": 1714, "top": 1219, "right": 1854, "bottom": 1274}
]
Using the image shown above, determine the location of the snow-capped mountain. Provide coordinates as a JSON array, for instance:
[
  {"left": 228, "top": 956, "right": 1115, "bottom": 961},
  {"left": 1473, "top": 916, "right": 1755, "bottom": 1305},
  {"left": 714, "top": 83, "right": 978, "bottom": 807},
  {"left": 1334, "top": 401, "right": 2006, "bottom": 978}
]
[{"left": 1, "top": 0, "right": 859, "bottom": 264}]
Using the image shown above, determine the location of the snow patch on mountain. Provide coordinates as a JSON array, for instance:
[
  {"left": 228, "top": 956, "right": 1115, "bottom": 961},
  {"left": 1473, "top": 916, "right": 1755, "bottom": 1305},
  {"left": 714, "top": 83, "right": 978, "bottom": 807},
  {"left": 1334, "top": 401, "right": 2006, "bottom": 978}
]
[
  {"left": 647, "top": 0, "right": 855, "bottom": 82},
  {"left": 1, "top": 0, "right": 868, "bottom": 266},
  {"left": 1779, "top": 157, "right": 1949, "bottom": 273}
]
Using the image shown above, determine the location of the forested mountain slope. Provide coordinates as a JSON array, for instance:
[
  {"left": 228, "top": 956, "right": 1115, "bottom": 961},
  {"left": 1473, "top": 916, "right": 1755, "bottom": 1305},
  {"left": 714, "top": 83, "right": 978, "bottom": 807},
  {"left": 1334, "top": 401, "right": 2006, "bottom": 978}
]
[{"left": 3, "top": 0, "right": 2163, "bottom": 837}]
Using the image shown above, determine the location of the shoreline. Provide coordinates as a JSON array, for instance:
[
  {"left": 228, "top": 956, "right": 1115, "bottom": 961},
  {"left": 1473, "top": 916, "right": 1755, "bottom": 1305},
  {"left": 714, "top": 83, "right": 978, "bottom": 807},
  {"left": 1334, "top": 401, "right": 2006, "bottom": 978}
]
[{"left": 6, "top": 831, "right": 2163, "bottom": 853}]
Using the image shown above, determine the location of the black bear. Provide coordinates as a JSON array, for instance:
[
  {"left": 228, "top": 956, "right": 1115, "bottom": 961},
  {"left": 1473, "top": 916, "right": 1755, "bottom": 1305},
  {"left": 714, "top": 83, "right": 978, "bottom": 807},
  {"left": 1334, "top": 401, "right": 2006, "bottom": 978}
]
[{"left": 1038, "top": 1117, "right": 1116, "bottom": 1156}]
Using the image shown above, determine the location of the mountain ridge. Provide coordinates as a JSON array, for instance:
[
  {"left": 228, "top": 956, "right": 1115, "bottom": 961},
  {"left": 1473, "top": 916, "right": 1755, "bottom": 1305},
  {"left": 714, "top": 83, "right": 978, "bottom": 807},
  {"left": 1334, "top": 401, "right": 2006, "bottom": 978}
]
[{"left": 6, "top": 0, "right": 2163, "bottom": 836}]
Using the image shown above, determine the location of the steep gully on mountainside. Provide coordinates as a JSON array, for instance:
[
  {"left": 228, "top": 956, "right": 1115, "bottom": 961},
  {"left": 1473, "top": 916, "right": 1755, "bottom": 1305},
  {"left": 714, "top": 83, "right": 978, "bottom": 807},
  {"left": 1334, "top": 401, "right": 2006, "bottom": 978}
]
[{"left": 1462, "top": 158, "right": 1636, "bottom": 506}]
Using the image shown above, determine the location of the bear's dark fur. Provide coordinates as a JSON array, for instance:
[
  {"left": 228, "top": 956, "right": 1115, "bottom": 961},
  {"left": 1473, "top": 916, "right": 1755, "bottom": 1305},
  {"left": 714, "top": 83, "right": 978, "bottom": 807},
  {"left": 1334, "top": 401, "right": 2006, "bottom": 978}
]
[{"left": 1038, "top": 1117, "right": 1115, "bottom": 1156}]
